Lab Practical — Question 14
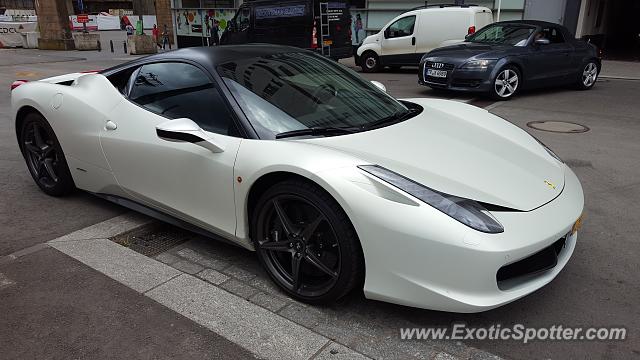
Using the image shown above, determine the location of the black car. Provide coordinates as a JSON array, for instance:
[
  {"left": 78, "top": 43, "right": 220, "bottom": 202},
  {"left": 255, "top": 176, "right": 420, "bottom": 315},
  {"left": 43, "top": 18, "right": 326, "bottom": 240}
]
[
  {"left": 419, "top": 20, "right": 601, "bottom": 99},
  {"left": 220, "top": 0, "right": 352, "bottom": 60}
]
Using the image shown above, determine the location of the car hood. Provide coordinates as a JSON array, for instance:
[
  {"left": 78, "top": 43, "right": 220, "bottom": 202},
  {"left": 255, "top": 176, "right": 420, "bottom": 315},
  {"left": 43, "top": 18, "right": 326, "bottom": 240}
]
[
  {"left": 425, "top": 42, "right": 515, "bottom": 65},
  {"left": 302, "top": 99, "right": 565, "bottom": 211}
]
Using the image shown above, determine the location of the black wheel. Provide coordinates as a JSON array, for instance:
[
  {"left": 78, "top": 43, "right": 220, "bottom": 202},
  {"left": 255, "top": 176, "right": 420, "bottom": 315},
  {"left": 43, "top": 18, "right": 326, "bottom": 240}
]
[
  {"left": 490, "top": 65, "right": 521, "bottom": 100},
  {"left": 19, "top": 112, "right": 75, "bottom": 196},
  {"left": 360, "top": 51, "right": 380, "bottom": 73},
  {"left": 576, "top": 61, "right": 598, "bottom": 90},
  {"left": 251, "top": 179, "right": 364, "bottom": 304}
]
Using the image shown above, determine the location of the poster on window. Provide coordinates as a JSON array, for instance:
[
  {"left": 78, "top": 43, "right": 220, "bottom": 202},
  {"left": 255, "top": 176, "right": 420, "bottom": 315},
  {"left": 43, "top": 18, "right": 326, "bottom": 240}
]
[
  {"left": 175, "top": 9, "right": 235, "bottom": 38},
  {"left": 350, "top": 9, "right": 367, "bottom": 45},
  {"left": 175, "top": 10, "right": 204, "bottom": 37}
]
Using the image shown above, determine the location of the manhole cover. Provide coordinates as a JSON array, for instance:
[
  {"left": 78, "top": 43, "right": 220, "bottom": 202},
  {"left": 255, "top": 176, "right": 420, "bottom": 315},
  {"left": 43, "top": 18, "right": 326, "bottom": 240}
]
[
  {"left": 111, "top": 223, "right": 193, "bottom": 257},
  {"left": 527, "top": 121, "right": 589, "bottom": 133}
]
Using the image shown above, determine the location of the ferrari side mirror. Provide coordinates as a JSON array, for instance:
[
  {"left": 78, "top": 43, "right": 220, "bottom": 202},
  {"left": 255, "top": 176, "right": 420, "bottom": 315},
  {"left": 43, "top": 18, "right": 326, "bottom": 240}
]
[
  {"left": 156, "top": 118, "right": 224, "bottom": 153},
  {"left": 534, "top": 38, "right": 551, "bottom": 46}
]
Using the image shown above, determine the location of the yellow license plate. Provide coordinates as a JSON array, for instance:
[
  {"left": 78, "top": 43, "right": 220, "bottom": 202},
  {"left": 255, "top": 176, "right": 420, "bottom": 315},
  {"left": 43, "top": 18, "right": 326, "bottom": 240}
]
[
  {"left": 571, "top": 214, "right": 584, "bottom": 235},
  {"left": 323, "top": 40, "right": 333, "bottom": 46}
]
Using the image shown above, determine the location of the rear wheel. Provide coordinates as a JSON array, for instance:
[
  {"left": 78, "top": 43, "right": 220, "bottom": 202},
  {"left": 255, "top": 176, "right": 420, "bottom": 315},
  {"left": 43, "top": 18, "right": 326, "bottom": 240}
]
[
  {"left": 490, "top": 66, "right": 521, "bottom": 100},
  {"left": 251, "top": 179, "right": 363, "bottom": 304},
  {"left": 361, "top": 51, "right": 380, "bottom": 73},
  {"left": 19, "top": 112, "right": 75, "bottom": 196},
  {"left": 576, "top": 61, "right": 598, "bottom": 90}
]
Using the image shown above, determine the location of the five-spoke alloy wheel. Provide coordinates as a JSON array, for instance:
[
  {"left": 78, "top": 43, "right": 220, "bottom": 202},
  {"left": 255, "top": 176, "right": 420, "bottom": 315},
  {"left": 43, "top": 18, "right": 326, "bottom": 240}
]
[
  {"left": 252, "top": 180, "right": 364, "bottom": 303},
  {"left": 492, "top": 66, "right": 520, "bottom": 100},
  {"left": 19, "top": 112, "right": 75, "bottom": 196},
  {"left": 578, "top": 61, "right": 598, "bottom": 90}
]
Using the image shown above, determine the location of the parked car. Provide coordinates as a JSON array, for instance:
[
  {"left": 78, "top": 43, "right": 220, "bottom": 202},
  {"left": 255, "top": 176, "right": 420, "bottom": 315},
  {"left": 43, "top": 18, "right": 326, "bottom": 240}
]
[
  {"left": 220, "top": 0, "right": 352, "bottom": 60},
  {"left": 357, "top": 5, "right": 493, "bottom": 72},
  {"left": 419, "top": 20, "right": 602, "bottom": 99},
  {"left": 11, "top": 45, "right": 584, "bottom": 312}
]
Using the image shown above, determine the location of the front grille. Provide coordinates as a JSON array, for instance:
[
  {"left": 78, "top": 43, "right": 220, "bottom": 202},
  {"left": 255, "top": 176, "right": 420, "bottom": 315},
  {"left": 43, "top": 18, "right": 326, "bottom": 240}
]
[
  {"left": 496, "top": 236, "right": 568, "bottom": 289},
  {"left": 424, "top": 75, "right": 448, "bottom": 85},
  {"left": 425, "top": 61, "right": 455, "bottom": 70},
  {"left": 422, "top": 61, "right": 454, "bottom": 86}
]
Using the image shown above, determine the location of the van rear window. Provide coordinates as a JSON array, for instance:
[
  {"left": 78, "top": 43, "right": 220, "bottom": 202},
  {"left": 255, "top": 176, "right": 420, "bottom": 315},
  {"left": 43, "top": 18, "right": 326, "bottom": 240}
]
[{"left": 255, "top": 5, "right": 306, "bottom": 19}]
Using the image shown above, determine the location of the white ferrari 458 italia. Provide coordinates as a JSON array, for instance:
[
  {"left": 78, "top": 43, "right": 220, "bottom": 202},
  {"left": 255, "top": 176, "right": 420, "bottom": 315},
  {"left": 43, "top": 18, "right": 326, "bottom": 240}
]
[{"left": 11, "top": 45, "right": 584, "bottom": 312}]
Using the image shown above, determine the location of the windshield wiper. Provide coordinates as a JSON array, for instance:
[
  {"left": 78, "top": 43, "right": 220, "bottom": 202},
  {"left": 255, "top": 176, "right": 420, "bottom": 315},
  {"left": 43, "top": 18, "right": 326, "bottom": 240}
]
[
  {"left": 361, "top": 109, "right": 417, "bottom": 130},
  {"left": 275, "top": 126, "right": 357, "bottom": 139}
]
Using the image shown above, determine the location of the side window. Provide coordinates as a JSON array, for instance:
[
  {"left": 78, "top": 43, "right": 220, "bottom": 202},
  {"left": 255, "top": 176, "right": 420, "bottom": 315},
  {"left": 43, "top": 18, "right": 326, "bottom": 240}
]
[
  {"left": 537, "top": 27, "right": 565, "bottom": 44},
  {"left": 238, "top": 7, "right": 251, "bottom": 31},
  {"left": 385, "top": 16, "right": 416, "bottom": 38},
  {"left": 128, "top": 62, "right": 235, "bottom": 136}
]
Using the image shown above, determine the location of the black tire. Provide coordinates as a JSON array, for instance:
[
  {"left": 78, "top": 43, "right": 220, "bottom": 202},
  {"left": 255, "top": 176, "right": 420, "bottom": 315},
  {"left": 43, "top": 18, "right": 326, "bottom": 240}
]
[
  {"left": 576, "top": 60, "right": 599, "bottom": 90},
  {"left": 18, "top": 112, "right": 75, "bottom": 196},
  {"left": 490, "top": 65, "right": 521, "bottom": 100},
  {"left": 251, "top": 179, "right": 364, "bottom": 304},
  {"left": 360, "top": 51, "right": 380, "bottom": 73}
]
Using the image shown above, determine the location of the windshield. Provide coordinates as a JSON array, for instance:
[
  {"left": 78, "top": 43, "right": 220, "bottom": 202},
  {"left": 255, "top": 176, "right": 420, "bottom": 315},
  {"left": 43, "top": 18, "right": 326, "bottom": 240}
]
[
  {"left": 467, "top": 24, "right": 536, "bottom": 46},
  {"left": 216, "top": 51, "right": 408, "bottom": 139}
]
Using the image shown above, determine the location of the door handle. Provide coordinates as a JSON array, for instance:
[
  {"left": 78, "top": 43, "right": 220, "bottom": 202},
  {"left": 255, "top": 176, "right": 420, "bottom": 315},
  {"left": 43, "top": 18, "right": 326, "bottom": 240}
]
[
  {"left": 105, "top": 120, "right": 117, "bottom": 131},
  {"left": 412, "top": 37, "right": 416, "bottom": 46}
]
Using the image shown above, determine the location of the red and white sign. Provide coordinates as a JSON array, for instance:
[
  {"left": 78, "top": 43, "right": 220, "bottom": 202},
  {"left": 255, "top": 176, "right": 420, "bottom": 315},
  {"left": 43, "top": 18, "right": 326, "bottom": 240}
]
[
  {"left": 69, "top": 15, "right": 98, "bottom": 31},
  {"left": 77, "top": 14, "right": 90, "bottom": 23}
]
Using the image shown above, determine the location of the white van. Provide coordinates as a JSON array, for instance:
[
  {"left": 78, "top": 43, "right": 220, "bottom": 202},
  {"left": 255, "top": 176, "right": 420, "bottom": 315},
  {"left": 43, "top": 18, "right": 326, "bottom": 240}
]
[{"left": 357, "top": 5, "right": 493, "bottom": 72}]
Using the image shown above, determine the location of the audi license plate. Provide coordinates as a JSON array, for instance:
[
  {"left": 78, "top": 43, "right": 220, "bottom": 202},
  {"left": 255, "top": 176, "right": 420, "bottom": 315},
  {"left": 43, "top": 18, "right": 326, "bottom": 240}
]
[{"left": 427, "top": 69, "right": 447, "bottom": 78}]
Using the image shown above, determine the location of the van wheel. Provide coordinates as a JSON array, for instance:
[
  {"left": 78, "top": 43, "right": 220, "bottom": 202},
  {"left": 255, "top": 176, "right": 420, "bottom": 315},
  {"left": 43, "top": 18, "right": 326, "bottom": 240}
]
[{"left": 361, "top": 51, "right": 379, "bottom": 73}]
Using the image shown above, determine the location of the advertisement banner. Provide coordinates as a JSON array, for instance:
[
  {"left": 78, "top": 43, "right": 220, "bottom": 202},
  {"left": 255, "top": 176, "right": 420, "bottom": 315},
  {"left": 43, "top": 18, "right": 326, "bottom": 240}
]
[
  {"left": 121, "top": 15, "right": 157, "bottom": 30},
  {"left": 0, "top": 22, "right": 37, "bottom": 48},
  {"left": 96, "top": 14, "right": 121, "bottom": 30},
  {"left": 175, "top": 9, "right": 235, "bottom": 38}
]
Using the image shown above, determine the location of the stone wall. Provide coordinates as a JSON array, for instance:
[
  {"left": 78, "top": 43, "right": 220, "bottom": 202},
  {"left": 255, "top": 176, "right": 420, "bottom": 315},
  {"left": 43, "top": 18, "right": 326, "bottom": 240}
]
[
  {"left": 36, "top": 0, "right": 75, "bottom": 50},
  {"left": 155, "top": 0, "right": 174, "bottom": 45}
]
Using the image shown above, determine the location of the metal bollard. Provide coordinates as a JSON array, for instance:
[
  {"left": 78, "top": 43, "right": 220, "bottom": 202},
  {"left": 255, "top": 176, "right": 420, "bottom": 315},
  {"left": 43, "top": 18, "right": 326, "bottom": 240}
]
[
  {"left": 97, "top": 40, "right": 101, "bottom": 52},
  {"left": 110, "top": 40, "right": 114, "bottom": 53},
  {"left": 123, "top": 41, "right": 127, "bottom": 54}
]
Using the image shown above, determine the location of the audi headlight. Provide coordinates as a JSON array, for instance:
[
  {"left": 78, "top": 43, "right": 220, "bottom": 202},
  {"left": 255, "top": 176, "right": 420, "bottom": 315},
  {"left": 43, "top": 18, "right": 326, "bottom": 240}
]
[
  {"left": 462, "top": 59, "right": 496, "bottom": 70},
  {"left": 359, "top": 165, "right": 504, "bottom": 233}
]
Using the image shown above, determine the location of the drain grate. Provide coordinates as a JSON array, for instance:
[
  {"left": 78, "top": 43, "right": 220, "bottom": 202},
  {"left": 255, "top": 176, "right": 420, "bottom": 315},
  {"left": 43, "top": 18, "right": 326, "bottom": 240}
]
[
  {"left": 527, "top": 121, "right": 589, "bottom": 133},
  {"left": 111, "top": 222, "right": 193, "bottom": 257}
]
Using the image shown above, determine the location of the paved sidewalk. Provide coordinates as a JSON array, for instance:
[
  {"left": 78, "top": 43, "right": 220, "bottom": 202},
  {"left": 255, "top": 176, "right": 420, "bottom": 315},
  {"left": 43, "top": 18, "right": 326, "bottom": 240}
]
[
  {"left": 0, "top": 247, "right": 256, "bottom": 360},
  {"left": 600, "top": 60, "right": 640, "bottom": 80}
]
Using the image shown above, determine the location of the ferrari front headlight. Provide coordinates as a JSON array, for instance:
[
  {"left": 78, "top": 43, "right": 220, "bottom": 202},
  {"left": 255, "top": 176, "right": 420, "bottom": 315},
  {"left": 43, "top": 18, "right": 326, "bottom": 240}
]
[{"left": 359, "top": 165, "right": 504, "bottom": 233}]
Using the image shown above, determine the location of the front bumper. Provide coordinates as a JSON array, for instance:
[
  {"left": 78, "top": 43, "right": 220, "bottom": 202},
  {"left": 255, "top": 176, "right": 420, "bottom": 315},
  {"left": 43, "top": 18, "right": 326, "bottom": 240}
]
[
  {"left": 418, "top": 61, "right": 496, "bottom": 93},
  {"left": 326, "top": 164, "right": 584, "bottom": 313}
]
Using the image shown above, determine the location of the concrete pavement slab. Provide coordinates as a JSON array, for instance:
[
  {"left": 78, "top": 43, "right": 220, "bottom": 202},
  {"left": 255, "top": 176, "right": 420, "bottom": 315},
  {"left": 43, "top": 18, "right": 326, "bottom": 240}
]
[
  {"left": 0, "top": 248, "right": 255, "bottom": 360},
  {"left": 314, "top": 341, "right": 372, "bottom": 360},
  {"left": 49, "top": 238, "right": 181, "bottom": 293},
  {"left": 170, "top": 259, "right": 204, "bottom": 274},
  {"left": 147, "top": 274, "right": 330, "bottom": 360},
  {"left": 196, "top": 268, "right": 230, "bottom": 285},
  {"left": 49, "top": 212, "right": 152, "bottom": 243}
]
